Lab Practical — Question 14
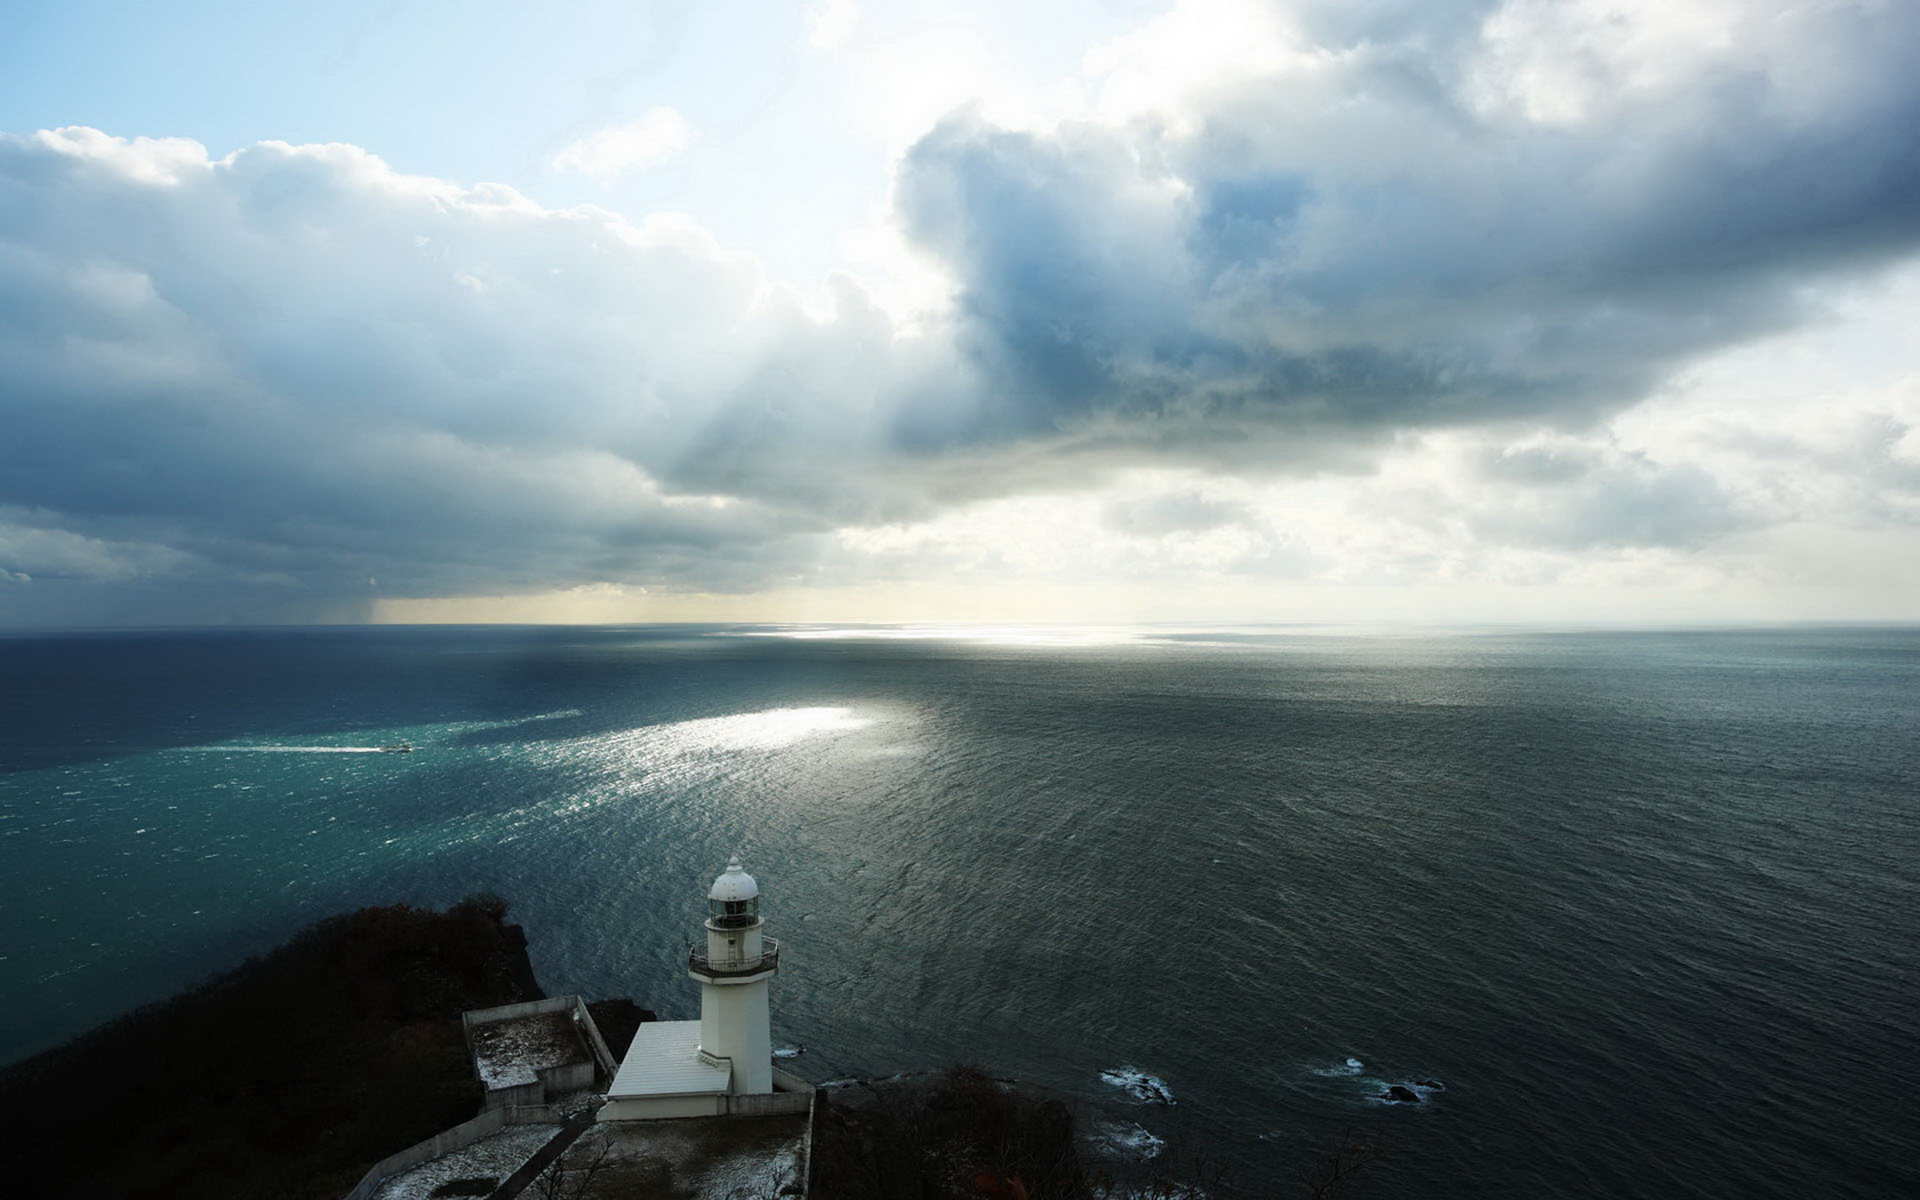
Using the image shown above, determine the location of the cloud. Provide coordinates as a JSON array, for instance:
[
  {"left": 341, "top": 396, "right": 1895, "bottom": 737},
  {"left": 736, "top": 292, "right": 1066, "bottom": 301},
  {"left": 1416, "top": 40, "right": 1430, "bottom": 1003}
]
[
  {"left": 0, "top": 127, "right": 964, "bottom": 621},
  {"left": 805, "top": 0, "right": 858, "bottom": 51},
  {"left": 0, "top": 513, "right": 198, "bottom": 582},
  {"left": 551, "top": 108, "right": 692, "bottom": 182},
  {"left": 1465, "top": 444, "right": 1755, "bottom": 551},
  {"left": 4, "top": 1, "right": 1920, "bottom": 624},
  {"left": 1104, "top": 491, "right": 1252, "bottom": 537},
  {"left": 894, "top": 0, "right": 1920, "bottom": 449}
]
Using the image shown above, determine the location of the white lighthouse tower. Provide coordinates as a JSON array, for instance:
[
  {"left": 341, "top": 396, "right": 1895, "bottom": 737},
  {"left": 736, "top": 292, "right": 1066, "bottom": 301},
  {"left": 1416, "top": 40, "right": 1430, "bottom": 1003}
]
[
  {"left": 599, "top": 853, "right": 806, "bottom": 1121},
  {"left": 691, "top": 855, "right": 777, "bottom": 1095}
]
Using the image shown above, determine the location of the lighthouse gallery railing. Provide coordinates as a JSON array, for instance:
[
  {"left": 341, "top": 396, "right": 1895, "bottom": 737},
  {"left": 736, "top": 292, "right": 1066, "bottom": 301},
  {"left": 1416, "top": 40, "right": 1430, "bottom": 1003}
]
[{"left": 688, "top": 938, "right": 780, "bottom": 976}]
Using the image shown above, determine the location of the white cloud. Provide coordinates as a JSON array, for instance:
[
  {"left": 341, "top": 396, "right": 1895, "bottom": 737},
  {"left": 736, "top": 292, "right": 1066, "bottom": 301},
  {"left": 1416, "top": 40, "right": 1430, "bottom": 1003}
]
[
  {"left": 1465, "top": 0, "right": 1882, "bottom": 129},
  {"left": 1082, "top": 0, "right": 1302, "bottom": 127},
  {"left": 551, "top": 107, "right": 692, "bottom": 182},
  {"left": 805, "top": 0, "right": 858, "bottom": 51}
]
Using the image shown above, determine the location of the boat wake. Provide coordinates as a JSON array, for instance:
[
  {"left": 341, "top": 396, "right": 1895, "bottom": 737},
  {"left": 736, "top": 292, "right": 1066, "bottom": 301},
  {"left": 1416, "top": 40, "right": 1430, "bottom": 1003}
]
[
  {"left": 179, "top": 742, "right": 419, "bottom": 754},
  {"left": 180, "top": 745, "right": 390, "bottom": 754}
]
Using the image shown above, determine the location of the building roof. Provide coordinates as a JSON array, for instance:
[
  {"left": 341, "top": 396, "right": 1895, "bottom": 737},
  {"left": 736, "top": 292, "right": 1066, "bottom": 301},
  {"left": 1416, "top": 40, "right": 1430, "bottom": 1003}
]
[
  {"left": 606, "top": 1020, "right": 732, "bottom": 1099},
  {"left": 466, "top": 1009, "right": 593, "bottom": 1090}
]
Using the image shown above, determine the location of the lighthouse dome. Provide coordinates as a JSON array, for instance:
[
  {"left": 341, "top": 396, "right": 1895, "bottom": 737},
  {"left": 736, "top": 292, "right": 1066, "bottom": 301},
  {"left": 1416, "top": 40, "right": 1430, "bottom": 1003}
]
[{"left": 709, "top": 855, "right": 759, "bottom": 902}]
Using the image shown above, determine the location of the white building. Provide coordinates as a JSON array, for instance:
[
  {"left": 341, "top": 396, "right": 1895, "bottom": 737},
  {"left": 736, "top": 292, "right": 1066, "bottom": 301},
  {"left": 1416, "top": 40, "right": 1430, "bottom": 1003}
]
[{"left": 598, "top": 856, "right": 811, "bottom": 1121}]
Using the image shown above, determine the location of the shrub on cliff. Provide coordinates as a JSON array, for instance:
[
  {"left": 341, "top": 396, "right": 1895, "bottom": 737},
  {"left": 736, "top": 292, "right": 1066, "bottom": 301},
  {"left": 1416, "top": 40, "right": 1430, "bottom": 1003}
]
[{"left": 0, "top": 899, "right": 544, "bottom": 1200}]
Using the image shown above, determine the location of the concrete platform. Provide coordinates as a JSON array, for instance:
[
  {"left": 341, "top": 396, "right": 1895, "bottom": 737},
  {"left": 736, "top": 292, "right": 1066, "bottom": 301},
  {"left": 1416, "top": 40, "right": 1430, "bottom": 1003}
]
[{"left": 545, "top": 1111, "right": 811, "bottom": 1199}]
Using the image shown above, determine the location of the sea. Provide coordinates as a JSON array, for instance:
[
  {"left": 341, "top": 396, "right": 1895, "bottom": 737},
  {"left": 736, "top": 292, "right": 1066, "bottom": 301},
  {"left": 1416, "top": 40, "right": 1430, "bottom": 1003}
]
[{"left": 1, "top": 623, "right": 1915, "bottom": 1198}]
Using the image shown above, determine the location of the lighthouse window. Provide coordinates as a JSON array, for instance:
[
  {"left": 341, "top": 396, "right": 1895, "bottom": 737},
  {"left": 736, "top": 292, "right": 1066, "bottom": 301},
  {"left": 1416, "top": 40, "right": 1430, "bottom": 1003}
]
[{"left": 710, "top": 896, "right": 758, "bottom": 928}]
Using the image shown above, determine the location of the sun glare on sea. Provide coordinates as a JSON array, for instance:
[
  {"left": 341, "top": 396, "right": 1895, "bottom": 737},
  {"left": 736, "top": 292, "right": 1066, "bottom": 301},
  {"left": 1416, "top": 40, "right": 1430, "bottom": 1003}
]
[
  {"left": 737, "top": 624, "right": 1146, "bottom": 647},
  {"left": 606, "top": 707, "right": 875, "bottom": 759}
]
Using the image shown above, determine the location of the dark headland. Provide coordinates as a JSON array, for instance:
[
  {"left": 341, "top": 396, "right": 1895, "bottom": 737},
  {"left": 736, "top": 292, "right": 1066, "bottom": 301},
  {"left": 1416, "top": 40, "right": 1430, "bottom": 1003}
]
[
  {"left": 0, "top": 901, "right": 1243, "bottom": 1200},
  {"left": 0, "top": 898, "right": 564, "bottom": 1199}
]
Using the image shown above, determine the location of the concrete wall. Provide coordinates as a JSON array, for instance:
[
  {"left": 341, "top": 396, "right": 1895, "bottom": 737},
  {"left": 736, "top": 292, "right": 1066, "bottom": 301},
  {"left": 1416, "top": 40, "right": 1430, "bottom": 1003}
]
[
  {"left": 596, "top": 1088, "right": 810, "bottom": 1122},
  {"left": 462, "top": 995, "right": 574, "bottom": 1036},
  {"left": 772, "top": 1066, "right": 811, "bottom": 1094},
  {"left": 538, "top": 1059, "right": 599, "bottom": 1097},
  {"left": 464, "top": 995, "right": 582, "bottom": 1025},
  {"left": 572, "top": 1004, "right": 619, "bottom": 1080},
  {"left": 801, "top": 1086, "right": 819, "bottom": 1196},
  {"left": 480, "top": 1080, "right": 546, "bottom": 1112},
  {"left": 598, "top": 1093, "right": 729, "bottom": 1121},
  {"left": 595, "top": 1062, "right": 813, "bottom": 1124},
  {"left": 727, "top": 1089, "right": 812, "bottom": 1117}
]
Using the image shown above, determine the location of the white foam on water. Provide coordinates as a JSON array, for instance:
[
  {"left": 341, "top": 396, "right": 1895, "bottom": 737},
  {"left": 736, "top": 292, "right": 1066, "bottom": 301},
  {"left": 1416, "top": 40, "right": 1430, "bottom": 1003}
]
[
  {"left": 1092, "top": 1119, "right": 1166, "bottom": 1160},
  {"left": 1100, "top": 1065, "right": 1176, "bottom": 1105}
]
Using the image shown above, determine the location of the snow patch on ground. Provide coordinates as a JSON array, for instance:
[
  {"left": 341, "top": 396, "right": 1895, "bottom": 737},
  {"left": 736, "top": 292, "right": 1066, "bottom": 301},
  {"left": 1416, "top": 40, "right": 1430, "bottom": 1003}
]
[
  {"left": 558, "top": 1113, "right": 809, "bottom": 1199},
  {"left": 468, "top": 1011, "right": 590, "bottom": 1089},
  {"left": 368, "top": 1125, "right": 560, "bottom": 1200}
]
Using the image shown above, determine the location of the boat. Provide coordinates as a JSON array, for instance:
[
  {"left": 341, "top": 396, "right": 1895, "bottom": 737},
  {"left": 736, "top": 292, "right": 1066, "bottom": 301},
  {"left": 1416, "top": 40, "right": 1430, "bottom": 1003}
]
[{"left": 377, "top": 741, "right": 414, "bottom": 754}]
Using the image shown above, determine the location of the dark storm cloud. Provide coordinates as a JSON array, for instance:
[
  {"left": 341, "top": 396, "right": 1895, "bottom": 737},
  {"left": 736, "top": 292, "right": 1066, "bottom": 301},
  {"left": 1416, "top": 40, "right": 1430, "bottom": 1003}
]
[{"left": 894, "top": 0, "right": 1920, "bottom": 445}]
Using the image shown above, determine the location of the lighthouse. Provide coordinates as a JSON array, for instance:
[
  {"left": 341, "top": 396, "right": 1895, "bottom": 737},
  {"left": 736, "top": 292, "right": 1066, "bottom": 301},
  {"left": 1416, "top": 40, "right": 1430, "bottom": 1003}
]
[
  {"left": 599, "top": 853, "right": 806, "bottom": 1121},
  {"left": 691, "top": 855, "right": 777, "bottom": 1094}
]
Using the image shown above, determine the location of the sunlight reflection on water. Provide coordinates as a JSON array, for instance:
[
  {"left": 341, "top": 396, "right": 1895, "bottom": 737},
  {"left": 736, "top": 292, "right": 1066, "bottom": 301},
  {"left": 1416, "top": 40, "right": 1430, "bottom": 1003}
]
[
  {"left": 734, "top": 624, "right": 1150, "bottom": 647},
  {"left": 478, "top": 707, "right": 883, "bottom": 835},
  {"left": 600, "top": 706, "right": 873, "bottom": 754}
]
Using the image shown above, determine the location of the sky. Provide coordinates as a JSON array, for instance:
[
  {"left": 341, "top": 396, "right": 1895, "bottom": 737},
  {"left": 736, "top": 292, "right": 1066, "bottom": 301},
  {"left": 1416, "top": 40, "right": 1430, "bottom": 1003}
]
[{"left": 2, "top": 0, "right": 1918, "bottom": 628}]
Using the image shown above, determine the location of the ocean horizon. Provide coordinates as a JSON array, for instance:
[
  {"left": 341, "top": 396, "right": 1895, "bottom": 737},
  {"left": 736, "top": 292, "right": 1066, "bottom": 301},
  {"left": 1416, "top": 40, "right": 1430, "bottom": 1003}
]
[{"left": 3, "top": 622, "right": 1915, "bottom": 1197}]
